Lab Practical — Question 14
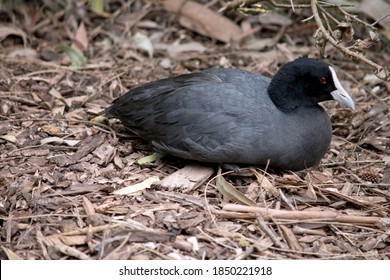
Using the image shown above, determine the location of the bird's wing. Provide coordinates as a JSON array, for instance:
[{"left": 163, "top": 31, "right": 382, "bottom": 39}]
[{"left": 104, "top": 70, "right": 274, "bottom": 164}]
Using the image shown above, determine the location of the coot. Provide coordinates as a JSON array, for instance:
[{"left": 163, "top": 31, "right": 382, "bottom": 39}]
[{"left": 103, "top": 57, "right": 354, "bottom": 171}]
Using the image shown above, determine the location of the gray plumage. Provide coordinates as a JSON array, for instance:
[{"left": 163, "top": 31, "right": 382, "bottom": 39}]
[{"left": 103, "top": 58, "right": 354, "bottom": 171}]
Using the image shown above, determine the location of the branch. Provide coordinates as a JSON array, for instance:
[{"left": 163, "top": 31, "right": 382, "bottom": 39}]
[
  {"left": 221, "top": 204, "right": 389, "bottom": 225},
  {"left": 220, "top": 0, "right": 353, "bottom": 13},
  {"left": 220, "top": 0, "right": 389, "bottom": 81},
  {"left": 310, "top": 0, "right": 388, "bottom": 81}
]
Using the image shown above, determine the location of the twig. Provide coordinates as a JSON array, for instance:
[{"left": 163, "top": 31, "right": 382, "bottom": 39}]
[
  {"left": 317, "top": 4, "right": 339, "bottom": 25},
  {"left": 320, "top": 6, "right": 337, "bottom": 38},
  {"left": 336, "top": 5, "right": 377, "bottom": 30},
  {"left": 235, "top": 245, "right": 255, "bottom": 259},
  {"left": 370, "top": 12, "right": 390, "bottom": 27},
  {"left": 220, "top": 0, "right": 353, "bottom": 13},
  {"left": 255, "top": 212, "right": 287, "bottom": 248},
  {"left": 310, "top": 0, "right": 388, "bottom": 80},
  {"left": 220, "top": 0, "right": 389, "bottom": 81},
  {"left": 222, "top": 204, "right": 388, "bottom": 225},
  {"left": 278, "top": 189, "right": 295, "bottom": 210}
]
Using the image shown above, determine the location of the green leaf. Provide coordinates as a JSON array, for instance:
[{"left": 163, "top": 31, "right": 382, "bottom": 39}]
[
  {"left": 136, "top": 152, "right": 164, "bottom": 165},
  {"left": 58, "top": 45, "right": 86, "bottom": 68},
  {"left": 90, "top": 0, "right": 104, "bottom": 14}
]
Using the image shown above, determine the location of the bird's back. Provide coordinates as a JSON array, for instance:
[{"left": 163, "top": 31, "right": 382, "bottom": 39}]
[{"left": 104, "top": 68, "right": 332, "bottom": 170}]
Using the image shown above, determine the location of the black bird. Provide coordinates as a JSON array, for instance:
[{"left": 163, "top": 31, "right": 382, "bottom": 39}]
[{"left": 103, "top": 57, "right": 354, "bottom": 171}]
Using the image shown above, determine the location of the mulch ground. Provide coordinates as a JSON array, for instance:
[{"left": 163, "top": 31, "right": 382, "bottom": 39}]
[{"left": 0, "top": 1, "right": 389, "bottom": 260}]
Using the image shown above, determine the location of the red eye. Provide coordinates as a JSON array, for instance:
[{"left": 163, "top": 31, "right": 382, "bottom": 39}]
[{"left": 319, "top": 77, "right": 327, "bottom": 84}]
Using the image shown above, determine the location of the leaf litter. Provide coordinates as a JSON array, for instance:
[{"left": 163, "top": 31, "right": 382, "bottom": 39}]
[{"left": 0, "top": 0, "right": 389, "bottom": 260}]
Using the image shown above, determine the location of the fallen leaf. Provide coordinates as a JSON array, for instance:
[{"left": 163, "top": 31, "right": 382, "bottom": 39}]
[
  {"left": 90, "top": 115, "right": 108, "bottom": 125},
  {"left": 0, "top": 134, "right": 17, "bottom": 143},
  {"left": 216, "top": 168, "right": 257, "bottom": 206},
  {"left": 41, "top": 124, "right": 66, "bottom": 136},
  {"left": 90, "top": 0, "right": 104, "bottom": 14},
  {"left": 82, "top": 196, "right": 96, "bottom": 216},
  {"left": 167, "top": 41, "right": 206, "bottom": 57},
  {"left": 306, "top": 171, "right": 333, "bottom": 184},
  {"left": 187, "top": 236, "right": 199, "bottom": 253},
  {"left": 1, "top": 246, "right": 22, "bottom": 260},
  {"left": 137, "top": 152, "right": 164, "bottom": 165},
  {"left": 131, "top": 32, "right": 153, "bottom": 58},
  {"left": 72, "top": 22, "right": 88, "bottom": 52},
  {"left": 112, "top": 177, "right": 160, "bottom": 195},
  {"left": 252, "top": 168, "right": 279, "bottom": 197},
  {"left": 8, "top": 48, "right": 37, "bottom": 58},
  {"left": 305, "top": 181, "right": 317, "bottom": 202},
  {"left": 159, "top": 0, "right": 241, "bottom": 43},
  {"left": 242, "top": 38, "right": 275, "bottom": 51},
  {"left": 48, "top": 88, "right": 70, "bottom": 107},
  {"left": 360, "top": 135, "right": 387, "bottom": 152},
  {"left": 258, "top": 12, "right": 293, "bottom": 26},
  {"left": 45, "top": 234, "right": 87, "bottom": 246},
  {"left": 0, "top": 24, "right": 27, "bottom": 46},
  {"left": 41, "top": 137, "right": 80, "bottom": 146},
  {"left": 51, "top": 105, "right": 66, "bottom": 115},
  {"left": 280, "top": 225, "right": 303, "bottom": 251},
  {"left": 58, "top": 45, "right": 86, "bottom": 67},
  {"left": 89, "top": 0, "right": 110, "bottom": 17}
]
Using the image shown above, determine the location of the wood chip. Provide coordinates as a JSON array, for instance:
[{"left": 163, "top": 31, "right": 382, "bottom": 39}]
[{"left": 159, "top": 164, "right": 214, "bottom": 192}]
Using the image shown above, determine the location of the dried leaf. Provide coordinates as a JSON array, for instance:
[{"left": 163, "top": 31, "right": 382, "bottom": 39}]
[
  {"left": 159, "top": 0, "right": 241, "bottom": 43},
  {"left": 187, "top": 236, "right": 199, "bottom": 253},
  {"left": 1, "top": 246, "right": 22, "bottom": 260},
  {"left": 51, "top": 105, "right": 65, "bottom": 115},
  {"left": 8, "top": 48, "right": 37, "bottom": 58},
  {"left": 46, "top": 234, "right": 87, "bottom": 246},
  {"left": 305, "top": 181, "right": 317, "bottom": 201},
  {"left": 41, "top": 136, "right": 80, "bottom": 146},
  {"left": 242, "top": 38, "right": 275, "bottom": 51},
  {"left": 306, "top": 171, "right": 333, "bottom": 184},
  {"left": 216, "top": 168, "right": 257, "bottom": 206},
  {"left": 41, "top": 124, "right": 66, "bottom": 136},
  {"left": 167, "top": 42, "right": 206, "bottom": 57},
  {"left": 336, "top": 21, "right": 354, "bottom": 42},
  {"left": 72, "top": 22, "right": 88, "bottom": 52},
  {"left": 360, "top": 135, "right": 387, "bottom": 152},
  {"left": 112, "top": 177, "right": 160, "bottom": 195},
  {"left": 0, "top": 24, "right": 27, "bottom": 46},
  {"left": 48, "top": 88, "right": 64, "bottom": 99},
  {"left": 252, "top": 168, "right": 279, "bottom": 197},
  {"left": 131, "top": 32, "right": 153, "bottom": 58},
  {"left": 0, "top": 134, "right": 17, "bottom": 143},
  {"left": 280, "top": 225, "right": 303, "bottom": 251},
  {"left": 82, "top": 196, "right": 96, "bottom": 216},
  {"left": 258, "top": 12, "right": 292, "bottom": 26}
]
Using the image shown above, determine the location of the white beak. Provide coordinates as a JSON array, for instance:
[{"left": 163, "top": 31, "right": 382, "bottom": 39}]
[{"left": 329, "top": 66, "right": 355, "bottom": 110}]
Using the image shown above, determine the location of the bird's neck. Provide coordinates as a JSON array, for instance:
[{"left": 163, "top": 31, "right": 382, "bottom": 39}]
[{"left": 268, "top": 71, "right": 303, "bottom": 113}]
